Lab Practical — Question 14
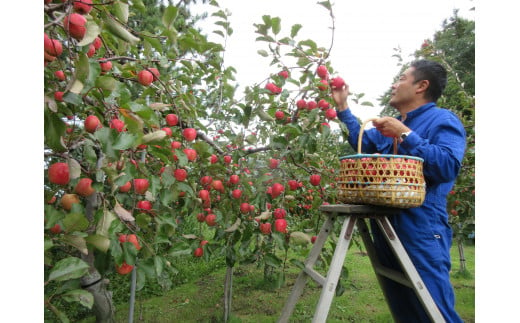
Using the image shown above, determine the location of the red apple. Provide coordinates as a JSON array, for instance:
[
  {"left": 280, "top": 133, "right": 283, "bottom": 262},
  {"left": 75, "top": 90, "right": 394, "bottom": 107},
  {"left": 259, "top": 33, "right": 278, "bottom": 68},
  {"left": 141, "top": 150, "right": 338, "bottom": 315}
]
[
  {"left": 133, "top": 178, "right": 149, "bottom": 194},
  {"left": 148, "top": 67, "right": 160, "bottom": 81},
  {"left": 174, "top": 169, "right": 187, "bottom": 181},
  {"left": 296, "top": 99, "right": 307, "bottom": 110},
  {"left": 325, "top": 108, "right": 337, "bottom": 120},
  {"left": 73, "top": 0, "right": 92, "bottom": 14},
  {"left": 93, "top": 37, "right": 102, "bottom": 50},
  {"left": 61, "top": 193, "right": 80, "bottom": 211},
  {"left": 307, "top": 101, "right": 317, "bottom": 110},
  {"left": 259, "top": 222, "right": 271, "bottom": 235},
  {"left": 196, "top": 213, "right": 206, "bottom": 223},
  {"left": 278, "top": 70, "right": 289, "bottom": 79},
  {"left": 54, "top": 70, "right": 66, "bottom": 81},
  {"left": 193, "top": 247, "right": 204, "bottom": 257},
  {"left": 171, "top": 141, "right": 182, "bottom": 150},
  {"left": 205, "top": 213, "right": 217, "bottom": 226},
  {"left": 231, "top": 189, "right": 242, "bottom": 199},
  {"left": 223, "top": 155, "right": 232, "bottom": 164},
  {"left": 310, "top": 174, "right": 321, "bottom": 186},
  {"left": 162, "top": 127, "right": 173, "bottom": 137},
  {"left": 330, "top": 76, "right": 345, "bottom": 89},
  {"left": 210, "top": 154, "right": 218, "bottom": 164},
  {"left": 318, "top": 99, "right": 329, "bottom": 110},
  {"left": 311, "top": 236, "right": 317, "bottom": 244},
  {"left": 183, "top": 148, "right": 197, "bottom": 161},
  {"left": 44, "top": 38, "right": 63, "bottom": 56},
  {"left": 270, "top": 183, "right": 284, "bottom": 198},
  {"left": 274, "top": 218, "right": 288, "bottom": 233},
  {"left": 110, "top": 118, "right": 125, "bottom": 132},
  {"left": 84, "top": 115, "right": 101, "bottom": 133},
  {"left": 74, "top": 178, "right": 95, "bottom": 197},
  {"left": 228, "top": 174, "right": 239, "bottom": 185},
  {"left": 211, "top": 180, "right": 225, "bottom": 193},
  {"left": 115, "top": 262, "right": 134, "bottom": 275},
  {"left": 119, "top": 181, "right": 131, "bottom": 193},
  {"left": 50, "top": 223, "right": 62, "bottom": 234},
  {"left": 317, "top": 79, "right": 328, "bottom": 91},
  {"left": 317, "top": 65, "right": 328, "bottom": 79},
  {"left": 273, "top": 208, "right": 286, "bottom": 219},
  {"left": 200, "top": 176, "right": 213, "bottom": 187},
  {"left": 265, "top": 82, "right": 282, "bottom": 94},
  {"left": 136, "top": 200, "right": 152, "bottom": 212},
  {"left": 269, "top": 158, "right": 280, "bottom": 169},
  {"left": 165, "top": 113, "right": 179, "bottom": 126},
  {"left": 137, "top": 70, "right": 153, "bottom": 86},
  {"left": 99, "top": 60, "right": 112, "bottom": 72},
  {"left": 48, "top": 162, "right": 70, "bottom": 185},
  {"left": 63, "top": 13, "right": 87, "bottom": 40},
  {"left": 86, "top": 43, "right": 96, "bottom": 57},
  {"left": 199, "top": 189, "right": 210, "bottom": 201},
  {"left": 182, "top": 128, "right": 197, "bottom": 141},
  {"left": 275, "top": 110, "right": 285, "bottom": 120},
  {"left": 54, "top": 91, "right": 64, "bottom": 102},
  {"left": 126, "top": 234, "right": 141, "bottom": 250},
  {"left": 288, "top": 180, "right": 299, "bottom": 191},
  {"left": 240, "top": 202, "right": 250, "bottom": 214}
]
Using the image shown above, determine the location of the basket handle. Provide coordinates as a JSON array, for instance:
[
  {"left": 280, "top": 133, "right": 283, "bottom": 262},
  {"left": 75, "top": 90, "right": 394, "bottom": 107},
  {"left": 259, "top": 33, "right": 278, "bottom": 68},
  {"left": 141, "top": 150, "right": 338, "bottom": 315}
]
[{"left": 358, "top": 118, "right": 398, "bottom": 155}]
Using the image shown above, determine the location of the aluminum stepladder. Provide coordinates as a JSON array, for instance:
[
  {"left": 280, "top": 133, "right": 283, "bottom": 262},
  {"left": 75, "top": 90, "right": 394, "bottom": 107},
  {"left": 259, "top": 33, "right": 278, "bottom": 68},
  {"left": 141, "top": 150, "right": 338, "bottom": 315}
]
[{"left": 278, "top": 204, "right": 445, "bottom": 323}]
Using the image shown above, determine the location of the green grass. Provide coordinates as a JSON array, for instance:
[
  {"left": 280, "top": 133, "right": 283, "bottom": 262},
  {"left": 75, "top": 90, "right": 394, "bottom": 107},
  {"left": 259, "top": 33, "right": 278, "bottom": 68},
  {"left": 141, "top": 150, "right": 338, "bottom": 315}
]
[{"left": 79, "top": 243, "right": 474, "bottom": 322}]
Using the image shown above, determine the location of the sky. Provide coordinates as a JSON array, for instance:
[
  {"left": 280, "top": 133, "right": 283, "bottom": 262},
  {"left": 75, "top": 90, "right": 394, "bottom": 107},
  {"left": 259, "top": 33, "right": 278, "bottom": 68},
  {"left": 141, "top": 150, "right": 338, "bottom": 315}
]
[{"left": 192, "top": 0, "right": 475, "bottom": 121}]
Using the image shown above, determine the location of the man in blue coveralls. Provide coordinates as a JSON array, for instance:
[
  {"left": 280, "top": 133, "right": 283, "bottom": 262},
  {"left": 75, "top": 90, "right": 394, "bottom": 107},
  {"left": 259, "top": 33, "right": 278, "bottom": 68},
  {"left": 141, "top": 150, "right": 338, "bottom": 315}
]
[{"left": 331, "top": 59, "right": 466, "bottom": 322}]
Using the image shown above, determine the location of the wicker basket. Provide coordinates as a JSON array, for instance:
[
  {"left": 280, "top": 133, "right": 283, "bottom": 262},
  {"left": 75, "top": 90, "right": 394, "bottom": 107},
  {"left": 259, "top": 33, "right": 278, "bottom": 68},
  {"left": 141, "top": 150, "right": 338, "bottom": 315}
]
[{"left": 337, "top": 118, "right": 426, "bottom": 208}]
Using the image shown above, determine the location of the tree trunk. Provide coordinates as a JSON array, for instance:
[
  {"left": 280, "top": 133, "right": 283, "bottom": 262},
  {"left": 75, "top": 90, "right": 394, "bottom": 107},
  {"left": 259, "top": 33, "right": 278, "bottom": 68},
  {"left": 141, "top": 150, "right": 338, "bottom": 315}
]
[
  {"left": 457, "top": 238, "right": 467, "bottom": 273},
  {"left": 81, "top": 252, "right": 115, "bottom": 323},
  {"left": 80, "top": 149, "right": 116, "bottom": 323},
  {"left": 223, "top": 266, "right": 233, "bottom": 323}
]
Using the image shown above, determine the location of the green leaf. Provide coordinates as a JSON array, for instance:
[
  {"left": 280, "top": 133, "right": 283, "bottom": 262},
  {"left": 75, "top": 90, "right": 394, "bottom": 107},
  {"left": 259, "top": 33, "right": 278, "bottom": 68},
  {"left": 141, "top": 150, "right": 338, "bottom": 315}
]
[
  {"left": 136, "top": 266, "right": 146, "bottom": 291},
  {"left": 63, "top": 92, "right": 82, "bottom": 106},
  {"left": 143, "top": 35, "right": 163, "bottom": 52},
  {"left": 63, "top": 212, "right": 89, "bottom": 232},
  {"left": 271, "top": 17, "right": 281, "bottom": 35},
  {"left": 47, "top": 257, "right": 90, "bottom": 282},
  {"left": 44, "top": 108, "right": 66, "bottom": 152},
  {"left": 75, "top": 53, "right": 90, "bottom": 83},
  {"left": 291, "top": 24, "right": 302, "bottom": 38},
  {"left": 44, "top": 238, "right": 54, "bottom": 252},
  {"left": 62, "top": 233, "right": 89, "bottom": 255},
  {"left": 154, "top": 256, "right": 164, "bottom": 277},
  {"left": 264, "top": 253, "right": 282, "bottom": 267},
  {"left": 95, "top": 76, "right": 117, "bottom": 91},
  {"left": 97, "top": 210, "right": 117, "bottom": 237},
  {"left": 104, "top": 16, "right": 140, "bottom": 44},
  {"left": 62, "top": 289, "right": 94, "bottom": 309},
  {"left": 85, "top": 234, "right": 111, "bottom": 253},
  {"left": 112, "top": 1, "right": 129, "bottom": 23},
  {"left": 162, "top": 6, "right": 178, "bottom": 29},
  {"left": 257, "top": 49, "right": 269, "bottom": 57},
  {"left": 112, "top": 132, "right": 139, "bottom": 150},
  {"left": 77, "top": 20, "right": 101, "bottom": 47}
]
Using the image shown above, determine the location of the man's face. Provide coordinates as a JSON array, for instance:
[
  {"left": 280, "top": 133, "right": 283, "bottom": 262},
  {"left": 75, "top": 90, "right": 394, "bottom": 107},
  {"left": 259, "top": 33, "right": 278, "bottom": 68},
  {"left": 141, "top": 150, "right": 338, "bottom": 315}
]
[{"left": 389, "top": 66, "right": 418, "bottom": 109}]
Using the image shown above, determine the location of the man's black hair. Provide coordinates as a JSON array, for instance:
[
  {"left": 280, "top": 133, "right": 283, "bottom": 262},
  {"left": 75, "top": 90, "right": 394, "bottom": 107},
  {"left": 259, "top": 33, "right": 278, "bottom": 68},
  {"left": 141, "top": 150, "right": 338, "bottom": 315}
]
[{"left": 410, "top": 59, "right": 447, "bottom": 102}]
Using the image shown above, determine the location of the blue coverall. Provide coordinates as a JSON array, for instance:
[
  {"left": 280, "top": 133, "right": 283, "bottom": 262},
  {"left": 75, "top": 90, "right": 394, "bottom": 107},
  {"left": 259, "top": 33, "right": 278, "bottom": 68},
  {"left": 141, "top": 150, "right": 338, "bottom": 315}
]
[{"left": 337, "top": 102, "right": 466, "bottom": 323}]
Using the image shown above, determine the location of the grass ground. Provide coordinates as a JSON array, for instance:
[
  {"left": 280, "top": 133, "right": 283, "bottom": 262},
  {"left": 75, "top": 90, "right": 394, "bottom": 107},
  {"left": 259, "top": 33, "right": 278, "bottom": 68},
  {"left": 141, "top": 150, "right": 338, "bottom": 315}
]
[{"left": 81, "top": 243, "right": 474, "bottom": 322}]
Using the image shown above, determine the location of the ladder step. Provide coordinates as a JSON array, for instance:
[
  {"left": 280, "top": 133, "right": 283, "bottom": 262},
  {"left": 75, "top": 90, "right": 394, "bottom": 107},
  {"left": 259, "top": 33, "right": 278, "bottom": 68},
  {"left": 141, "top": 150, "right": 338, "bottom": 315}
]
[
  {"left": 373, "top": 264, "right": 413, "bottom": 288},
  {"left": 303, "top": 266, "right": 325, "bottom": 286}
]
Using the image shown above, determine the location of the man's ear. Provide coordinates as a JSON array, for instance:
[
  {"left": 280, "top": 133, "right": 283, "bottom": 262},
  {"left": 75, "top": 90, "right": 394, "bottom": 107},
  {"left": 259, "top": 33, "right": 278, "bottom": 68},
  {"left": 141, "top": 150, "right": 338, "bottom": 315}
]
[{"left": 415, "top": 79, "right": 429, "bottom": 95}]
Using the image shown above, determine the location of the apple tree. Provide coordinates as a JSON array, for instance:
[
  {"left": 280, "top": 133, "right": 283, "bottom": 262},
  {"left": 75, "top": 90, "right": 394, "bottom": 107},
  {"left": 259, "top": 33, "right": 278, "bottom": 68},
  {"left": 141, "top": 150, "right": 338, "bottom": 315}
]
[{"left": 44, "top": 0, "right": 356, "bottom": 321}]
